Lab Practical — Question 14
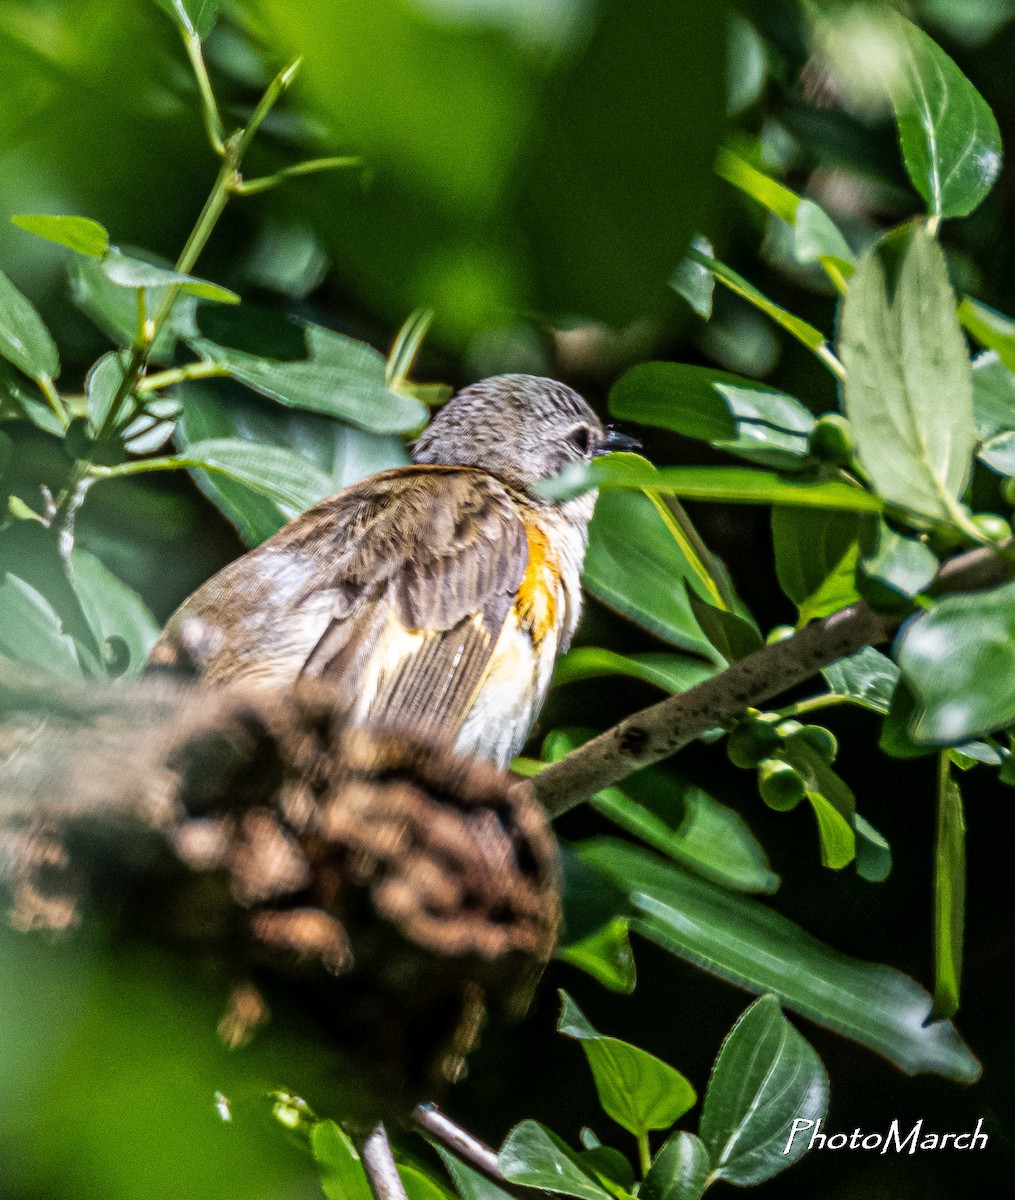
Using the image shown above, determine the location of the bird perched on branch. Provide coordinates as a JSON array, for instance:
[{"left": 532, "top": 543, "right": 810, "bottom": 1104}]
[{"left": 149, "top": 374, "right": 636, "bottom": 766}]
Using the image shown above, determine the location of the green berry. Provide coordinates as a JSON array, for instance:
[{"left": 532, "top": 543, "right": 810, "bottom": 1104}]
[
  {"left": 758, "top": 759, "right": 806, "bottom": 811},
  {"left": 796, "top": 724, "right": 839, "bottom": 763},
  {"left": 727, "top": 718, "right": 782, "bottom": 769},
  {"left": 972, "top": 512, "right": 1012, "bottom": 543},
  {"left": 765, "top": 625, "right": 796, "bottom": 645},
  {"left": 1003, "top": 477, "right": 1015, "bottom": 509},
  {"left": 809, "top": 414, "right": 854, "bottom": 465},
  {"left": 775, "top": 719, "right": 803, "bottom": 741}
]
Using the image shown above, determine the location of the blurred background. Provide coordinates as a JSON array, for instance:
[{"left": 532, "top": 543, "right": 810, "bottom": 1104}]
[{"left": 1, "top": 1, "right": 1014, "bottom": 1197}]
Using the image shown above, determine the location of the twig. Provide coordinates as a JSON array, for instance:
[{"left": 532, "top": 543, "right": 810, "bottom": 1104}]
[
  {"left": 359, "top": 1123, "right": 410, "bottom": 1200},
  {"left": 531, "top": 547, "right": 1013, "bottom": 817},
  {"left": 410, "top": 1104, "right": 531, "bottom": 1200}
]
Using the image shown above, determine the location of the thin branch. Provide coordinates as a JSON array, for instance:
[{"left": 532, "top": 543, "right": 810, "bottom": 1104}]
[
  {"left": 531, "top": 547, "right": 1013, "bottom": 817},
  {"left": 410, "top": 1104, "right": 530, "bottom": 1200},
  {"left": 358, "top": 1123, "right": 409, "bottom": 1200}
]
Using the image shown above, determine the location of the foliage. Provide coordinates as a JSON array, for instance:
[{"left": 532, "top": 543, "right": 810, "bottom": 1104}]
[{"left": 2, "top": 2, "right": 1015, "bottom": 1198}]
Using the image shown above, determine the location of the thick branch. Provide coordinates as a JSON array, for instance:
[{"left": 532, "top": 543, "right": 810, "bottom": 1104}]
[{"left": 532, "top": 546, "right": 1012, "bottom": 818}]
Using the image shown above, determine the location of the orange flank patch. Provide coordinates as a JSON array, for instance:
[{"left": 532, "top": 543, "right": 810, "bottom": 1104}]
[{"left": 516, "top": 523, "right": 559, "bottom": 645}]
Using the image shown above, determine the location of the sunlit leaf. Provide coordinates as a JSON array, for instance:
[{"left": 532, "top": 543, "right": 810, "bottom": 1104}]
[
  {"left": 557, "top": 918, "right": 637, "bottom": 995},
  {"left": 11, "top": 213, "right": 110, "bottom": 258},
  {"left": 102, "top": 251, "right": 239, "bottom": 304},
  {"left": 699, "top": 996, "right": 827, "bottom": 1185},
  {"left": 772, "top": 508, "right": 861, "bottom": 622},
  {"left": 554, "top": 647, "right": 718, "bottom": 696},
  {"left": 499, "top": 1122, "right": 614, "bottom": 1200},
  {"left": 640, "top": 1132, "right": 710, "bottom": 1200},
  {"left": 821, "top": 645, "right": 899, "bottom": 713},
  {"left": 311, "top": 1121, "right": 373, "bottom": 1200},
  {"left": 932, "top": 761, "right": 965, "bottom": 1019}
]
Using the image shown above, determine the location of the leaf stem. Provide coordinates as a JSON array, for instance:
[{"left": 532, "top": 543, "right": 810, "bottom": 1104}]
[
  {"left": 232, "top": 155, "right": 361, "bottom": 196},
  {"left": 778, "top": 693, "right": 851, "bottom": 718},
  {"left": 35, "top": 373, "right": 67, "bottom": 429},
  {"left": 637, "top": 1131, "right": 651, "bottom": 1177},
  {"left": 183, "top": 33, "right": 226, "bottom": 156},
  {"left": 137, "top": 361, "right": 232, "bottom": 393}
]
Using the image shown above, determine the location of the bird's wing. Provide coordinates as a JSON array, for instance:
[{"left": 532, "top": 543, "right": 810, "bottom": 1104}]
[{"left": 297, "top": 466, "right": 531, "bottom": 741}]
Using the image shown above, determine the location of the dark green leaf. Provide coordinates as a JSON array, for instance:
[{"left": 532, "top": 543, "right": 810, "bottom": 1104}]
[
  {"left": 557, "top": 916, "right": 637, "bottom": 994},
  {"left": 435, "top": 1148, "right": 514, "bottom": 1200},
  {"left": 669, "top": 236, "right": 715, "bottom": 319},
  {"left": 191, "top": 323, "right": 427, "bottom": 434},
  {"left": 960, "top": 298, "right": 1015, "bottom": 373},
  {"left": 840, "top": 226, "right": 975, "bottom": 522},
  {"left": 822, "top": 646, "right": 900, "bottom": 713},
  {"left": 0, "top": 574, "right": 82, "bottom": 677},
  {"left": 0, "top": 268, "right": 60, "bottom": 382},
  {"left": 889, "top": 15, "right": 1003, "bottom": 218},
  {"left": 0, "top": 363, "right": 61, "bottom": 435},
  {"left": 11, "top": 213, "right": 110, "bottom": 258},
  {"left": 176, "top": 384, "right": 406, "bottom": 546},
  {"left": 854, "top": 815, "right": 893, "bottom": 883},
  {"left": 557, "top": 992, "right": 696, "bottom": 1137},
  {"left": 499, "top": 1122, "right": 615, "bottom": 1200},
  {"left": 896, "top": 580, "right": 1015, "bottom": 742},
  {"left": 772, "top": 508, "right": 861, "bottom": 622},
  {"left": 683, "top": 589, "right": 762, "bottom": 663},
  {"left": 640, "top": 1132, "right": 710, "bottom": 1200},
  {"left": 581, "top": 838, "right": 980, "bottom": 1082},
  {"left": 102, "top": 252, "right": 239, "bottom": 304},
  {"left": 880, "top": 677, "right": 938, "bottom": 759},
  {"left": 554, "top": 647, "right": 718, "bottom": 696},
  {"left": 932, "top": 764, "right": 965, "bottom": 1019},
  {"left": 583, "top": 491, "right": 721, "bottom": 658},
  {"left": 311, "top": 1120, "right": 373, "bottom": 1200},
  {"left": 68, "top": 549, "right": 159, "bottom": 678},
  {"left": 86, "top": 352, "right": 128, "bottom": 436},
  {"left": 699, "top": 996, "right": 827, "bottom": 1186}
]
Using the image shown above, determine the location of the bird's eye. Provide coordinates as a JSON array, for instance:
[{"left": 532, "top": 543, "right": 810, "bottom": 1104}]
[{"left": 568, "top": 426, "right": 592, "bottom": 455}]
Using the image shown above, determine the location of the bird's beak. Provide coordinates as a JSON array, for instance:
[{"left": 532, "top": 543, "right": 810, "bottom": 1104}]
[{"left": 598, "top": 427, "right": 641, "bottom": 455}]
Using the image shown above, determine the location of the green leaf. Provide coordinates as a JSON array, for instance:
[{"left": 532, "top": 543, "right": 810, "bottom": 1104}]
[
  {"left": 685, "top": 588, "right": 762, "bottom": 663},
  {"left": 399, "top": 1164, "right": 456, "bottom": 1200},
  {"left": 435, "top": 1148, "right": 515, "bottom": 1200},
  {"left": 175, "top": 384, "right": 407, "bottom": 547},
  {"left": 72, "top": 252, "right": 197, "bottom": 364},
  {"left": 152, "top": 0, "right": 221, "bottom": 39},
  {"left": 888, "top": 15, "right": 1002, "bottom": 218},
  {"left": 932, "top": 761, "right": 965, "bottom": 1020},
  {"left": 896, "top": 579, "right": 1015, "bottom": 742},
  {"left": 854, "top": 814, "right": 893, "bottom": 884},
  {"left": 583, "top": 491, "right": 721, "bottom": 658},
  {"left": 716, "top": 148, "right": 854, "bottom": 283},
  {"left": 0, "top": 574, "right": 83, "bottom": 677},
  {"left": 821, "top": 645, "right": 900, "bottom": 713},
  {"left": 960, "top": 298, "right": 1015, "bottom": 373},
  {"left": 640, "top": 1132, "right": 710, "bottom": 1200},
  {"left": 101, "top": 252, "right": 239, "bottom": 304},
  {"left": 11, "top": 213, "right": 110, "bottom": 258},
  {"left": 499, "top": 1122, "right": 615, "bottom": 1200},
  {"left": 175, "top": 438, "right": 336, "bottom": 514},
  {"left": 86, "top": 352, "right": 129, "bottom": 436},
  {"left": 805, "top": 791, "right": 856, "bottom": 870},
  {"left": 557, "top": 992, "right": 696, "bottom": 1138},
  {"left": 311, "top": 1120, "right": 373, "bottom": 1200},
  {"left": 859, "top": 522, "right": 939, "bottom": 601},
  {"left": 0, "top": 268, "right": 60, "bottom": 382},
  {"left": 670, "top": 236, "right": 715, "bottom": 319},
  {"left": 699, "top": 996, "right": 828, "bottom": 1186},
  {"left": 772, "top": 508, "right": 861, "bottom": 622},
  {"left": 971, "top": 352, "right": 1015, "bottom": 440},
  {"left": 554, "top": 647, "right": 718, "bottom": 696},
  {"left": 574, "top": 457, "right": 881, "bottom": 513},
  {"left": 558, "top": 917, "right": 637, "bottom": 994},
  {"left": 580, "top": 838, "right": 981, "bottom": 1082},
  {"left": 190, "top": 323, "right": 427, "bottom": 435},
  {"left": 840, "top": 225, "right": 976, "bottom": 523},
  {"left": 68, "top": 549, "right": 159, "bottom": 679}
]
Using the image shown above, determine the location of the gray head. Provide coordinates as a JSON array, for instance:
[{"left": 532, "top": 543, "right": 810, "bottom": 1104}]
[{"left": 412, "top": 374, "right": 637, "bottom": 491}]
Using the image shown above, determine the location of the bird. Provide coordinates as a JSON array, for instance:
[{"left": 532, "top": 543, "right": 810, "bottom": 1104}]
[{"left": 148, "top": 374, "right": 637, "bottom": 768}]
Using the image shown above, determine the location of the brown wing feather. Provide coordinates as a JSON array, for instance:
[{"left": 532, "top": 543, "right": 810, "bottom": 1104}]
[{"left": 151, "top": 466, "right": 530, "bottom": 742}]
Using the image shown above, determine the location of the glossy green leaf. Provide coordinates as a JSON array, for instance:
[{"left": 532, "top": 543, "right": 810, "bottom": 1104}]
[
  {"left": 860, "top": 523, "right": 938, "bottom": 600},
  {"left": 0, "top": 363, "right": 61, "bottom": 435},
  {"left": 932, "top": 762, "right": 965, "bottom": 1019},
  {"left": 716, "top": 148, "right": 853, "bottom": 282},
  {"left": 435, "top": 1148, "right": 514, "bottom": 1200},
  {"left": 191, "top": 324, "right": 427, "bottom": 434},
  {"left": 840, "top": 226, "right": 976, "bottom": 522},
  {"left": 960, "top": 298, "right": 1015, "bottom": 373},
  {"left": 558, "top": 917, "right": 637, "bottom": 995},
  {"left": 0, "top": 268, "right": 60, "bottom": 382},
  {"left": 557, "top": 992, "right": 696, "bottom": 1137},
  {"left": 896, "top": 580, "right": 1015, "bottom": 742},
  {"left": 772, "top": 508, "right": 861, "bottom": 622},
  {"left": 311, "top": 1121, "right": 373, "bottom": 1200},
  {"left": 889, "top": 15, "right": 1002, "bottom": 218},
  {"left": 821, "top": 646, "right": 900, "bottom": 713},
  {"left": 576, "top": 456, "right": 881, "bottom": 512},
  {"left": 68, "top": 549, "right": 159, "bottom": 678},
  {"left": 152, "top": 0, "right": 220, "bottom": 39},
  {"left": 0, "top": 574, "right": 82, "bottom": 677},
  {"left": 11, "top": 213, "right": 110, "bottom": 258},
  {"left": 583, "top": 490, "right": 721, "bottom": 658},
  {"left": 854, "top": 815, "right": 893, "bottom": 884},
  {"left": 102, "top": 252, "right": 239, "bottom": 304},
  {"left": 805, "top": 791, "right": 856, "bottom": 870},
  {"left": 86, "top": 352, "right": 128, "bottom": 435},
  {"left": 399, "top": 1164, "right": 456, "bottom": 1200},
  {"left": 669, "top": 236, "right": 715, "bottom": 319},
  {"left": 554, "top": 647, "right": 718, "bottom": 696},
  {"left": 176, "top": 384, "right": 406, "bottom": 546},
  {"left": 580, "top": 838, "right": 980, "bottom": 1082},
  {"left": 640, "top": 1132, "right": 710, "bottom": 1200},
  {"left": 685, "top": 589, "right": 762, "bottom": 663},
  {"left": 971, "top": 352, "right": 1015, "bottom": 440},
  {"left": 499, "top": 1122, "right": 615, "bottom": 1200},
  {"left": 699, "top": 995, "right": 827, "bottom": 1186}
]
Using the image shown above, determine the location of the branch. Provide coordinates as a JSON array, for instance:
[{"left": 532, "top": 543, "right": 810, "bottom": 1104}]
[
  {"left": 358, "top": 1124, "right": 409, "bottom": 1200},
  {"left": 531, "top": 546, "right": 1012, "bottom": 817},
  {"left": 411, "top": 1104, "right": 532, "bottom": 1200}
]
